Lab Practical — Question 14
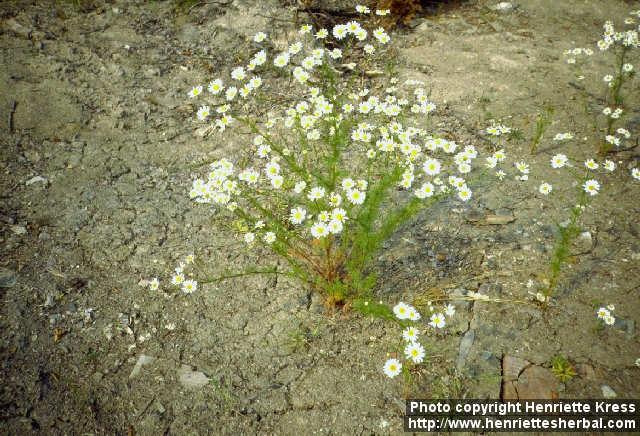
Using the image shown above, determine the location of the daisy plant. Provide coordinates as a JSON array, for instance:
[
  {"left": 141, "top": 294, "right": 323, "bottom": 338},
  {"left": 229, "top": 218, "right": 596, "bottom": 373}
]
[
  {"left": 565, "top": 11, "right": 639, "bottom": 154},
  {"left": 382, "top": 301, "right": 456, "bottom": 396},
  {"left": 535, "top": 11, "right": 640, "bottom": 302},
  {"left": 175, "top": 7, "right": 512, "bottom": 309}
]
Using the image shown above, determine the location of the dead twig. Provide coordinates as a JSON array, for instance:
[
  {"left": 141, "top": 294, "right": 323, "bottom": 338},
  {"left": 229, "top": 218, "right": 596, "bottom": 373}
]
[
  {"left": 9, "top": 100, "right": 16, "bottom": 133},
  {"left": 188, "top": 0, "right": 232, "bottom": 14}
]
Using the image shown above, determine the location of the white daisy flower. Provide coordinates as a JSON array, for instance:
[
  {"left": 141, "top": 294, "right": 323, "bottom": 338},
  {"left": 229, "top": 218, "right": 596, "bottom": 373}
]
[
  {"left": 149, "top": 277, "right": 160, "bottom": 291},
  {"left": 196, "top": 105, "right": 210, "bottom": 120},
  {"left": 244, "top": 232, "right": 255, "bottom": 244},
  {"left": 263, "top": 232, "right": 276, "bottom": 244},
  {"left": 188, "top": 85, "right": 203, "bottom": 98},
  {"left": 393, "top": 302, "right": 411, "bottom": 320},
  {"left": 444, "top": 304, "right": 455, "bottom": 317},
  {"left": 171, "top": 273, "right": 185, "bottom": 286},
  {"left": 208, "top": 79, "right": 224, "bottom": 94},
  {"left": 415, "top": 182, "right": 435, "bottom": 199},
  {"left": 585, "top": 159, "right": 599, "bottom": 170},
  {"left": 231, "top": 66, "right": 246, "bottom": 81},
  {"left": 539, "top": 182, "right": 552, "bottom": 195},
  {"left": 423, "top": 158, "right": 441, "bottom": 176},
  {"left": 583, "top": 179, "right": 600, "bottom": 196},
  {"left": 457, "top": 186, "right": 472, "bottom": 202},
  {"left": 402, "top": 326, "right": 420, "bottom": 342},
  {"left": 429, "top": 313, "right": 446, "bottom": 328},
  {"left": 327, "top": 219, "right": 343, "bottom": 234},
  {"left": 310, "top": 222, "right": 329, "bottom": 238},
  {"left": 404, "top": 342, "right": 426, "bottom": 364},
  {"left": 273, "top": 52, "right": 290, "bottom": 68},
  {"left": 347, "top": 189, "right": 366, "bottom": 205},
  {"left": 407, "top": 307, "right": 421, "bottom": 321},
  {"left": 383, "top": 358, "right": 402, "bottom": 378},
  {"left": 289, "top": 207, "right": 307, "bottom": 225},
  {"left": 181, "top": 279, "right": 198, "bottom": 294},
  {"left": 299, "top": 24, "right": 312, "bottom": 34},
  {"left": 307, "top": 186, "right": 325, "bottom": 200},
  {"left": 551, "top": 154, "right": 568, "bottom": 168}
]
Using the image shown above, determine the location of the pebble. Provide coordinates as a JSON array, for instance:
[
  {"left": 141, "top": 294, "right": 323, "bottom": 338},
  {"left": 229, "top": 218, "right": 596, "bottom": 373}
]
[
  {"left": 601, "top": 385, "right": 617, "bottom": 399},
  {"left": 0, "top": 268, "right": 17, "bottom": 288},
  {"left": 5, "top": 18, "right": 32, "bottom": 38},
  {"left": 129, "top": 354, "right": 155, "bottom": 379},
  {"left": 10, "top": 225, "right": 27, "bottom": 235},
  {"left": 26, "top": 175, "right": 48, "bottom": 185},
  {"left": 575, "top": 231, "right": 593, "bottom": 253},
  {"left": 480, "top": 350, "right": 501, "bottom": 368},
  {"left": 44, "top": 294, "right": 56, "bottom": 307},
  {"left": 613, "top": 318, "right": 635, "bottom": 337},
  {"left": 455, "top": 329, "right": 475, "bottom": 371},
  {"left": 493, "top": 2, "right": 514, "bottom": 12},
  {"left": 155, "top": 400, "right": 166, "bottom": 414},
  {"left": 178, "top": 365, "right": 210, "bottom": 389}
]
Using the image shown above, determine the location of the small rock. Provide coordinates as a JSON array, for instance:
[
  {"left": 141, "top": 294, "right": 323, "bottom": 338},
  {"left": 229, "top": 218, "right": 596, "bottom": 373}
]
[
  {"left": 485, "top": 214, "right": 515, "bottom": 225},
  {"left": 129, "top": 354, "right": 155, "bottom": 379},
  {"left": 10, "top": 225, "right": 27, "bottom": 235},
  {"left": 480, "top": 351, "right": 502, "bottom": 368},
  {"left": 0, "top": 268, "right": 17, "bottom": 288},
  {"left": 4, "top": 18, "right": 32, "bottom": 38},
  {"left": 0, "top": 213, "right": 15, "bottom": 225},
  {"left": 178, "top": 365, "right": 210, "bottom": 389},
  {"left": 451, "top": 288, "right": 472, "bottom": 310},
  {"left": 144, "top": 68, "right": 161, "bottom": 78},
  {"left": 492, "top": 2, "right": 513, "bottom": 12},
  {"left": 574, "top": 231, "right": 594, "bottom": 253},
  {"left": 194, "top": 125, "right": 214, "bottom": 138},
  {"left": 155, "top": 400, "right": 166, "bottom": 414},
  {"left": 601, "top": 385, "right": 617, "bottom": 399},
  {"left": 83, "top": 308, "right": 94, "bottom": 324},
  {"left": 576, "top": 363, "right": 595, "bottom": 380},
  {"left": 613, "top": 318, "right": 635, "bottom": 337},
  {"left": 24, "top": 150, "right": 41, "bottom": 163},
  {"left": 503, "top": 355, "right": 530, "bottom": 382},
  {"left": 308, "top": 292, "right": 324, "bottom": 314},
  {"left": 26, "top": 175, "right": 48, "bottom": 186},
  {"left": 119, "top": 313, "right": 131, "bottom": 328},
  {"left": 464, "top": 209, "right": 484, "bottom": 223},
  {"left": 512, "top": 365, "right": 558, "bottom": 399},
  {"left": 455, "top": 329, "right": 475, "bottom": 371},
  {"left": 44, "top": 294, "right": 55, "bottom": 307},
  {"left": 479, "top": 283, "right": 503, "bottom": 296}
]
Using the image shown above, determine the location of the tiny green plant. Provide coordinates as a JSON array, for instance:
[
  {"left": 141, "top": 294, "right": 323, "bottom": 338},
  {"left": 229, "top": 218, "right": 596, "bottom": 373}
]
[
  {"left": 529, "top": 105, "right": 554, "bottom": 154},
  {"left": 551, "top": 355, "right": 577, "bottom": 383},
  {"left": 286, "top": 323, "right": 321, "bottom": 352},
  {"left": 563, "top": 16, "right": 639, "bottom": 154}
]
